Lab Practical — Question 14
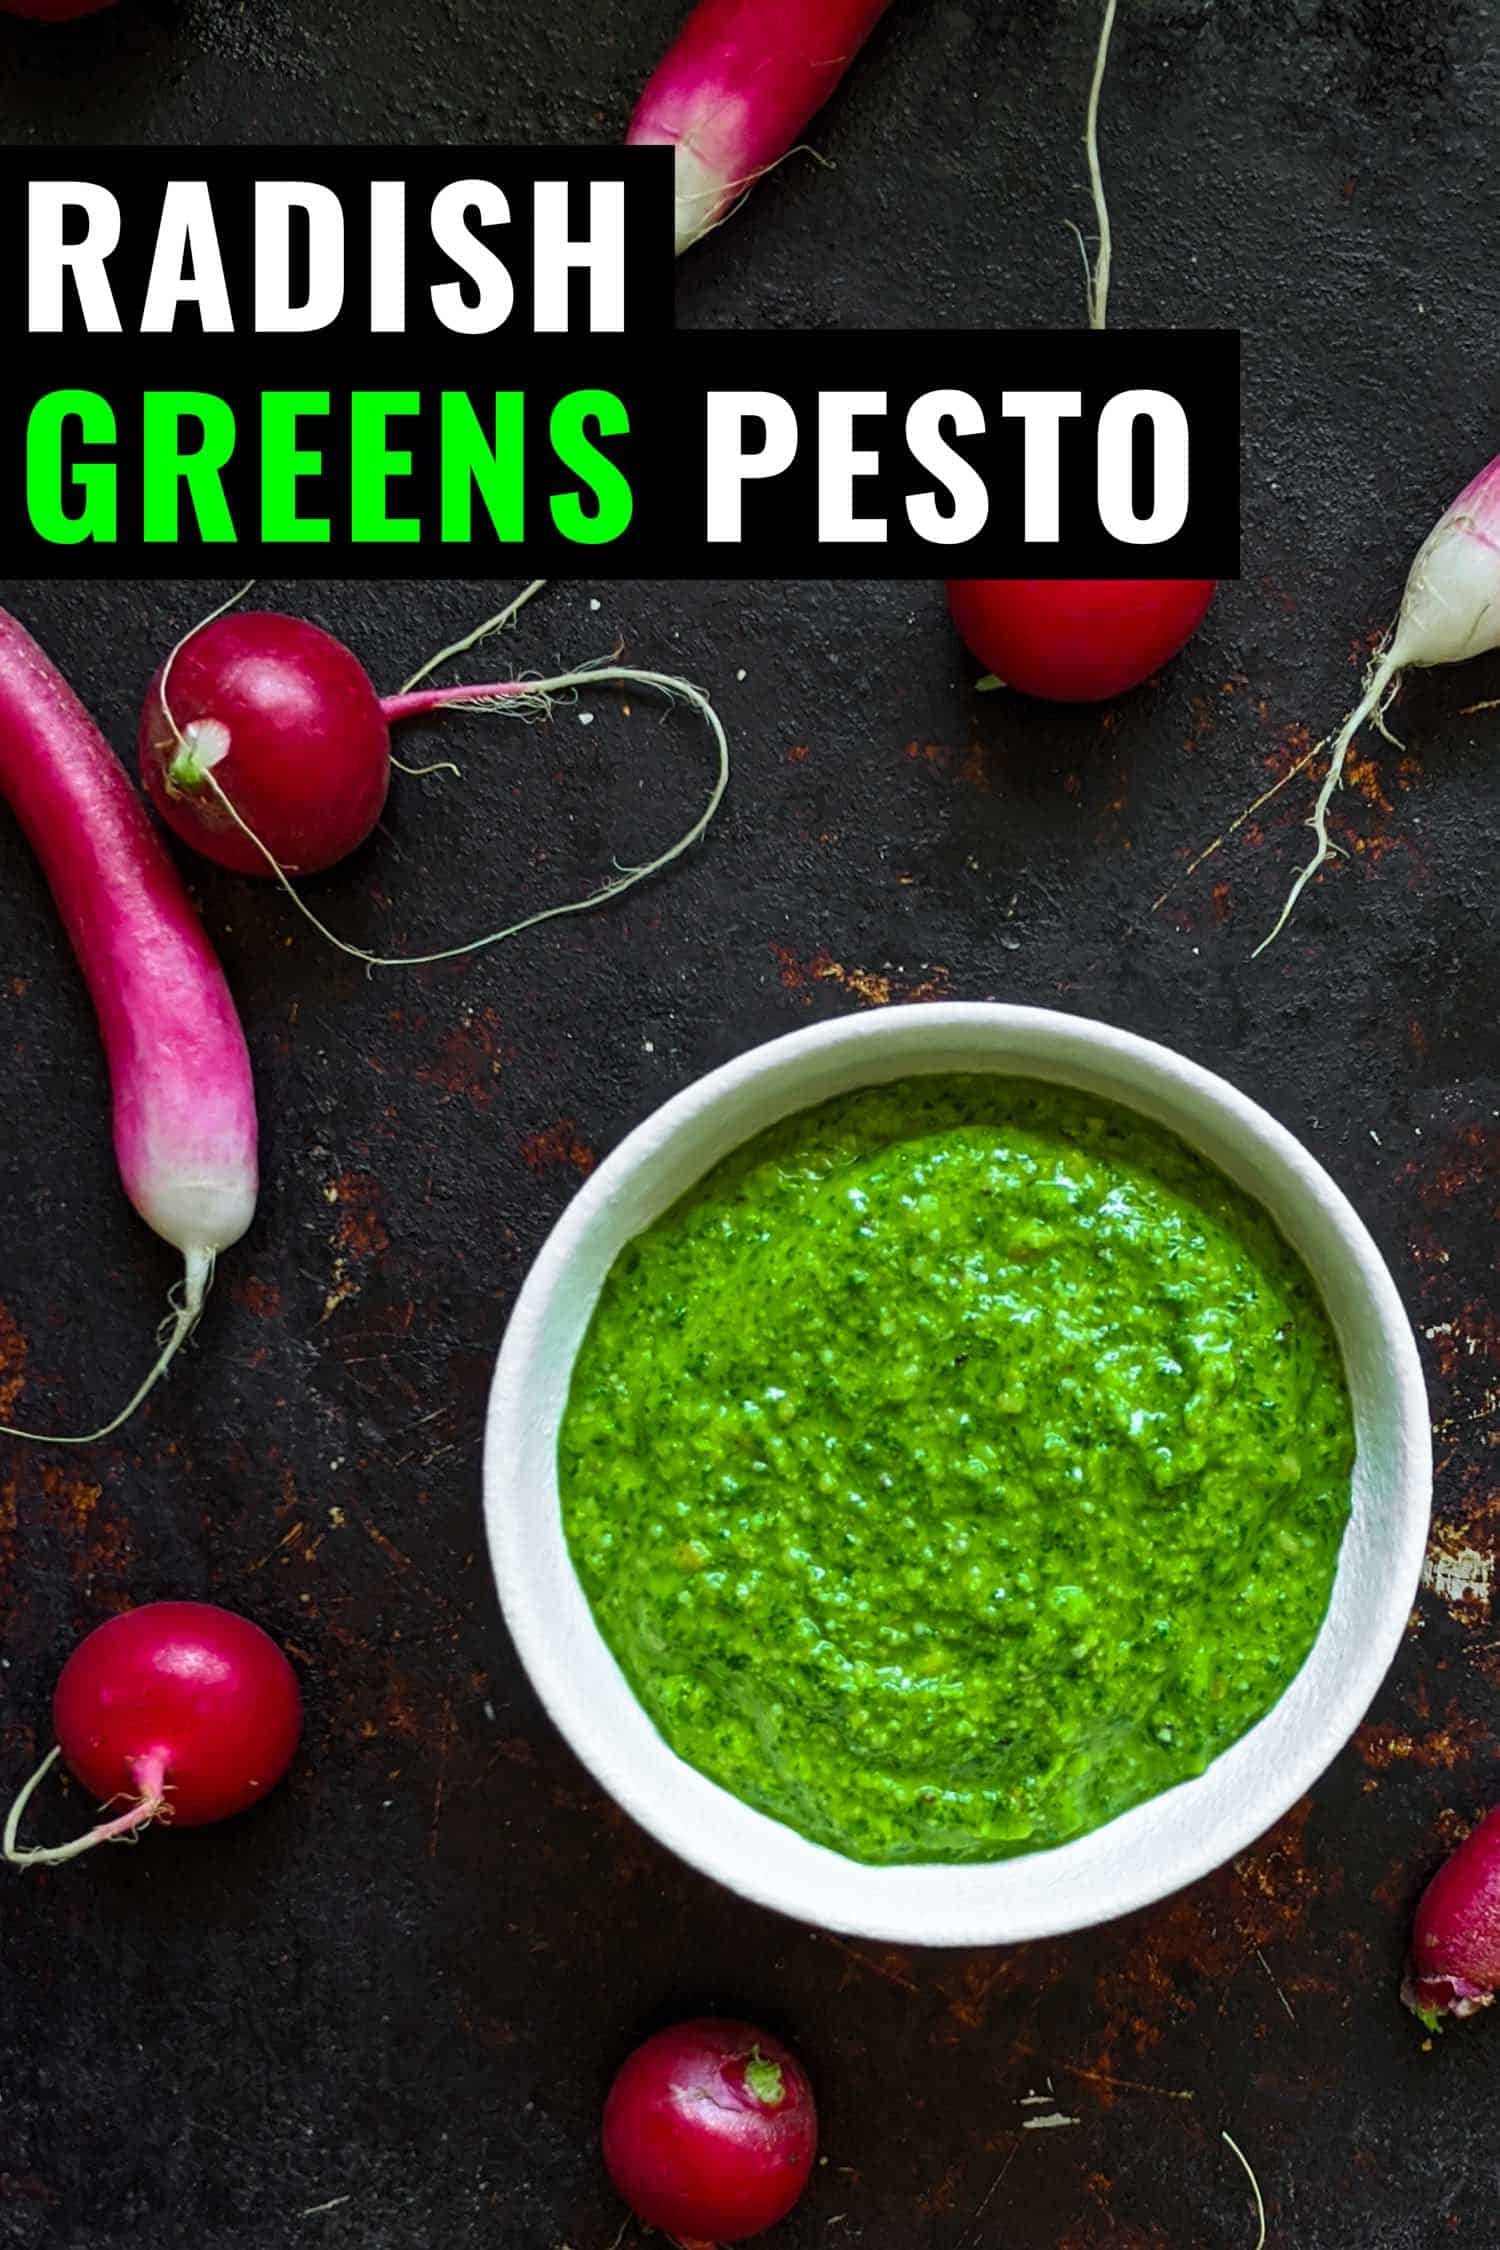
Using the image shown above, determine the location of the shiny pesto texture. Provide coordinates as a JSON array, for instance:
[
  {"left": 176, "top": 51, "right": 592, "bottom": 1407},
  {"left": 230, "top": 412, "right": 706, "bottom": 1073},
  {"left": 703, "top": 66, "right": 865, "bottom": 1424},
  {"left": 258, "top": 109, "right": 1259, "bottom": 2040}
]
[{"left": 559, "top": 1076, "right": 1354, "bottom": 1865}]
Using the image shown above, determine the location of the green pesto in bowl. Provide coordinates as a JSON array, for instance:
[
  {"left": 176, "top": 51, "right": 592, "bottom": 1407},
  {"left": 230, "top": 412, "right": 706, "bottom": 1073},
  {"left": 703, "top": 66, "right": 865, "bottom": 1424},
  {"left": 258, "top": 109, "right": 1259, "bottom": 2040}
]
[{"left": 558, "top": 1076, "right": 1354, "bottom": 1866}]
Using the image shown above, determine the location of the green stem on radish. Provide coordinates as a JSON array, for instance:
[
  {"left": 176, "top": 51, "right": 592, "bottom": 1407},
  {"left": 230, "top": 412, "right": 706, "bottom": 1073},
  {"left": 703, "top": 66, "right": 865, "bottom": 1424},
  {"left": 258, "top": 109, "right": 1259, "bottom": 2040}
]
[{"left": 3, "top": 1743, "right": 170, "bottom": 1868}]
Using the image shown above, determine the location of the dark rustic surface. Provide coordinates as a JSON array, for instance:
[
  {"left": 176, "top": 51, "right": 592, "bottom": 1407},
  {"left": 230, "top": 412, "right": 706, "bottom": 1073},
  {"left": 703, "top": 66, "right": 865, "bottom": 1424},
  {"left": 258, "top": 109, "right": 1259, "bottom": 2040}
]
[{"left": 3, "top": 2, "right": 1500, "bottom": 2245}]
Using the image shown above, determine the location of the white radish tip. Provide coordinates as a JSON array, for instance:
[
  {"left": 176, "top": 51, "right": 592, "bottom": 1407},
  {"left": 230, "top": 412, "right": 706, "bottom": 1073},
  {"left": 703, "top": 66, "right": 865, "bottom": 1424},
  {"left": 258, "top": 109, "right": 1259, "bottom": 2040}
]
[{"left": 670, "top": 143, "right": 731, "bottom": 254}]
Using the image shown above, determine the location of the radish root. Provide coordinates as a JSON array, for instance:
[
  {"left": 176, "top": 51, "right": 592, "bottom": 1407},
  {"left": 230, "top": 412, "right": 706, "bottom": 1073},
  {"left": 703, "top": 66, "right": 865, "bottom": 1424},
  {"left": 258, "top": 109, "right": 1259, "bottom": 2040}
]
[
  {"left": 0, "top": 1244, "right": 213, "bottom": 1446},
  {"left": 387, "top": 581, "right": 548, "bottom": 778},
  {"left": 4, "top": 1744, "right": 171, "bottom": 1869},
  {"left": 1068, "top": 0, "right": 1118, "bottom": 329},
  {"left": 1151, "top": 743, "right": 1324, "bottom": 913},
  {"left": 392, "top": 578, "right": 548, "bottom": 697},
  {"left": 1254, "top": 643, "right": 1402, "bottom": 954}
]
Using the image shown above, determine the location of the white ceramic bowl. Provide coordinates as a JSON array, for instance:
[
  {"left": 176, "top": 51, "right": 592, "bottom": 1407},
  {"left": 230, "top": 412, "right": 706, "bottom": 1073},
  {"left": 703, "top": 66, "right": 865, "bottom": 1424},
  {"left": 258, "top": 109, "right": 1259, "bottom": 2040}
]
[{"left": 484, "top": 1004, "right": 1430, "bottom": 1945}]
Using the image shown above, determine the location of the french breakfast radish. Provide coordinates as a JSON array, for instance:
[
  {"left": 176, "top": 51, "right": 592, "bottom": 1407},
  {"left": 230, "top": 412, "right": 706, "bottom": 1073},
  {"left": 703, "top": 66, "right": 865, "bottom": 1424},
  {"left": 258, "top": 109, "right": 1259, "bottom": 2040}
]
[
  {"left": 0, "top": 609, "right": 257, "bottom": 1444},
  {"left": 4, "top": 1602, "right": 300, "bottom": 1869},
  {"left": 603, "top": 2018, "right": 817, "bottom": 2244},
  {"left": 627, "top": 0, "right": 895, "bottom": 253},
  {"left": 948, "top": 578, "right": 1217, "bottom": 704},
  {"left": 140, "top": 582, "right": 730, "bottom": 971}
]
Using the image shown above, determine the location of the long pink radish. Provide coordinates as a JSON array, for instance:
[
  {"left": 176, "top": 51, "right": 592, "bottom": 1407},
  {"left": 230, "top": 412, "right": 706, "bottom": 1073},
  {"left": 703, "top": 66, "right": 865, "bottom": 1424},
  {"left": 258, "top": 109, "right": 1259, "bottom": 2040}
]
[
  {"left": 136, "top": 582, "right": 730, "bottom": 973},
  {"left": 0, "top": 609, "right": 257, "bottom": 1443},
  {"left": 627, "top": 0, "right": 897, "bottom": 253}
]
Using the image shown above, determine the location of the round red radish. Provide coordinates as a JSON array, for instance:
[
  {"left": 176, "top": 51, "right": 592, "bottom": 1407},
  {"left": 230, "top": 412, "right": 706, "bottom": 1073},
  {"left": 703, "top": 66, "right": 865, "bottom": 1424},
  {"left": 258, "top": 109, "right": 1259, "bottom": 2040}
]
[
  {"left": 603, "top": 2017, "right": 816, "bottom": 2243},
  {"left": 5, "top": 1602, "right": 301, "bottom": 1868},
  {"left": 140, "top": 612, "right": 391, "bottom": 877},
  {"left": 948, "top": 577, "right": 1216, "bottom": 703}
]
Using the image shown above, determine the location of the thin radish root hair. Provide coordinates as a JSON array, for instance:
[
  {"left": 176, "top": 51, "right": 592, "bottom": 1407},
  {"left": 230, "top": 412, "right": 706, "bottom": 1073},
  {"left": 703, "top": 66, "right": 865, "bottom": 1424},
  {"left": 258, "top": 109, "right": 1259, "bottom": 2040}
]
[{"left": 190, "top": 664, "right": 730, "bottom": 973}]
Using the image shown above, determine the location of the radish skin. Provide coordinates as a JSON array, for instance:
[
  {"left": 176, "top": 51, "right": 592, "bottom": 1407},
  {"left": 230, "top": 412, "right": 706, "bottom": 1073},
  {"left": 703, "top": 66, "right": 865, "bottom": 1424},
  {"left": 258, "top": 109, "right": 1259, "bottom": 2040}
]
[
  {"left": 1261, "top": 452, "right": 1500, "bottom": 949},
  {"left": 1, "top": 0, "right": 116, "bottom": 17},
  {"left": 142, "top": 610, "right": 391, "bottom": 876},
  {"left": 628, "top": 0, "right": 895, "bottom": 253},
  {"left": 1402, "top": 1805, "right": 1500, "bottom": 2026},
  {"left": 0, "top": 610, "right": 257, "bottom": 1442}
]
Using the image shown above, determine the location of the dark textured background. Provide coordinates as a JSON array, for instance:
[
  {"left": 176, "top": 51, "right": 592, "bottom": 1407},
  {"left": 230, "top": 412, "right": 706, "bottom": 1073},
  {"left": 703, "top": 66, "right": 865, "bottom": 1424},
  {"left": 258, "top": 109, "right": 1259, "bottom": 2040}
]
[{"left": 2, "top": 1, "right": 1500, "bottom": 2244}]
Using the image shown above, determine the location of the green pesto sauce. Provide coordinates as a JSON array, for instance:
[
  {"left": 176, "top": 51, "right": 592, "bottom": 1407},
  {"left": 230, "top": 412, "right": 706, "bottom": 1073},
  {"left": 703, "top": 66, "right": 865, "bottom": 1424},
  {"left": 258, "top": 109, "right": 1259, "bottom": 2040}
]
[{"left": 559, "top": 1076, "right": 1354, "bottom": 1866}]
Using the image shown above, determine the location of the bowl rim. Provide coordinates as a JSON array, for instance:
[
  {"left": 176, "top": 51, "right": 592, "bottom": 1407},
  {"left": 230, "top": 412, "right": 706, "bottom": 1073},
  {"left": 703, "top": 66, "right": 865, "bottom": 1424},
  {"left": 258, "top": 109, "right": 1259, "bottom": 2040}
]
[{"left": 483, "top": 1002, "right": 1431, "bottom": 1945}]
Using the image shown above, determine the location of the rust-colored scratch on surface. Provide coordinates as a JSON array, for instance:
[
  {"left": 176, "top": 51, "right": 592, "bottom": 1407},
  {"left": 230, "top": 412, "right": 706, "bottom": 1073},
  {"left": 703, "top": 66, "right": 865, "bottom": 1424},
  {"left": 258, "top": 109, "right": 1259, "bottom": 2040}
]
[
  {"left": 416, "top": 1007, "right": 507, "bottom": 1110},
  {"left": 429, "top": 1696, "right": 458, "bottom": 1860},
  {"left": 38, "top": 1461, "right": 99, "bottom": 1537},
  {"left": 1356, "top": 1717, "right": 1486, "bottom": 1773},
  {"left": 810, "top": 1930, "right": 924, "bottom": 1999}
]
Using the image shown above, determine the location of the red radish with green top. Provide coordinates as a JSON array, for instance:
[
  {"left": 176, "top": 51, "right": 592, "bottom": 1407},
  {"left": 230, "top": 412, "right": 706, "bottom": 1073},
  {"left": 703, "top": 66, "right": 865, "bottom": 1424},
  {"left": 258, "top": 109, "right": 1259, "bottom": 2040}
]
[
  {"left": 628, "top": 0, "right": 896, "bottom": 252},
  {"left": 603, "top": 2017, "right": 817, "bottom": 2244},
  {"left": 0, "top": 607, "right": 257, "bottom": 1444},
  {"left": 4, "top": 1602, "right": 301, "bottom": 1868},
  {"left": 137, "top": 582, "right": 730, "bottom": 972}
]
